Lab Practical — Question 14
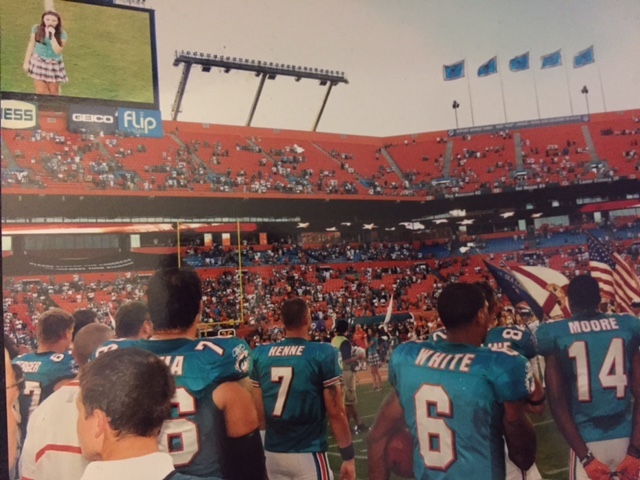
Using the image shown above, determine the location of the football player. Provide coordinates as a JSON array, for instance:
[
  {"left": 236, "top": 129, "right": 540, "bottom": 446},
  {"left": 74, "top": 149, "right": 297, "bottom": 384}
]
[
  {"left": 368, "top": 283, "right": 537, "bottom": 480},
  {"left": 13, "top": 308, "right": 77, "bottom": 418},
  {"left": 20, "top": 323, "right": 115, "bottom": 480},
  {"left": 94, "top": 268, "right": 266, "bottom": 479},
  {"left": 536, "top": 275, "right": 640, "bottom": 480},
  {"left": 251, "top": 297, "right": 355, "bottom": 480}
]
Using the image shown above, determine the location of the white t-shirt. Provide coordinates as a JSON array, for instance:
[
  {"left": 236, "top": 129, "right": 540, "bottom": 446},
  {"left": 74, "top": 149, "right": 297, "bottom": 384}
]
[
  {"left": 80, "top": 452, "right": 175, "bottom": 480},
  {"left": 20, "top": 381, "right": 88, "bottom": 480}
]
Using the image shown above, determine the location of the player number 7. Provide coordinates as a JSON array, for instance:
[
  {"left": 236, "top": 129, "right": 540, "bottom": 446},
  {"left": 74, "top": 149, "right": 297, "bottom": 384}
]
[{"left": 271, "top": 366, "right": 293, "bottom": 417}]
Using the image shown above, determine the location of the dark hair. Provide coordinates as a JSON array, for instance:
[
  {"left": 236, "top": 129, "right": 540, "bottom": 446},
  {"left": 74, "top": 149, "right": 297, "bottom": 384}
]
[
  {"left": 73, "top": 309, "right": 99, "bottom": 340},
  {"left": 146, "top": 268, "right": 202, "bottom": 332},
  {"left": 115, "top": 301, "right": 149, "bottom": 339},
  {"left": 437, "top": 283, "right": 486, "bottom": 331},
  {"left": 79, "top": 348, "right": 175, "bottom": 438},
  {"left": 281, "top": 298, "right": 309, "bottom": 330},
  {"left": 73, "top": 323, "right": 115, "bottom": 367},
  {"left": 474, "top": 281, "right": 498, "bottom": 312},
  {"left": 335, "top": 319, "right": 349, "bottom": 335},
  {"left": 36, "top": 11, "right": 63, "bottom": 46},
  {"left": 38, "top": 308, "right": 75, "bottom": 344},
  {"left": 567, "top": 274, "right": 601, "bottom": 311}
]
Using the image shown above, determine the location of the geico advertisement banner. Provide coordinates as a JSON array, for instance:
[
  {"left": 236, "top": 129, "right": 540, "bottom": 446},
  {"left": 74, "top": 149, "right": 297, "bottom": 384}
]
[
  {"left": 68, "top": 105, "right": 117, "bottom": 134},
  {"left": 117, "top": 108, "right": 163, "bottom": 138},
  {"left": 1, "top": 100, "right": 38, "bottom": 129}
]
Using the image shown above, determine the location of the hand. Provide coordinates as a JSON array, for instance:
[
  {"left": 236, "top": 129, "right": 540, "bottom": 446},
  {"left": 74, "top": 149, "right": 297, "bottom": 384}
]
[
  {"left": 23, "top": 61, "right": 30, "bottom": 72},
  {"left": 616, "top": 454, "right": 640, "bottom": 479},
  {"left": 583, "top": 458, "right": 610, "bottom": 480},
  {"left": 340, "top": 459, "right": 356, "bottom": 480},
  {"left": 46, "top": 26, "right": 55, "bottom": 38}
]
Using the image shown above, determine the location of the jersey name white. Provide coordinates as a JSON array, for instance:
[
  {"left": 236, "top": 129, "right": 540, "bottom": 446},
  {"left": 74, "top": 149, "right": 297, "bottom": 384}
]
[{"left": 414, "top": 348, "right": 475, "bottom": 372}]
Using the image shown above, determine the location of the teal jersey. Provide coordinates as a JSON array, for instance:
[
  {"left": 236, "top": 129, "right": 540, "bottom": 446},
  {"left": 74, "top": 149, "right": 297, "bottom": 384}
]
[
  {"left": 95, "top": 337, "right": 251, "bottom": 478},
  {"left": 250, "top": 338, "right": 342, "bottom": 453},
  {"left": 536, "top": 313, "right": 640, "bottom": 443},
  {"left": 485, "top": 325, "right": 538, "bottom": 359},
  {"left": 31, "top": 25, "right": 68, "bottom": 60},
  {"left": 390, "top": 340, "right": 534, "bottom": 480},
  {"left": 367, "top": 337, "right": 379, "bottom": 355},
  {"left": 13, "top": 350, "right": 77, "bottom": 415},
  {"left": 428, "top": 328, "right": 448, "bottom": 343}
]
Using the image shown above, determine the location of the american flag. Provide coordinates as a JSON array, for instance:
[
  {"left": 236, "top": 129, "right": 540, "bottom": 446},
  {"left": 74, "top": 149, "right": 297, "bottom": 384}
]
[{"left": 587, "top": 233, "right": 640, "bottom": 313}]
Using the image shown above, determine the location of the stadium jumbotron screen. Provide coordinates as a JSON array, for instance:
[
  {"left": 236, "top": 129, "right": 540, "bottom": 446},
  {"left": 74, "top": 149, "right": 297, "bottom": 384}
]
[{"left": 0, "top": 0, "right": 158, "bottom": 109}]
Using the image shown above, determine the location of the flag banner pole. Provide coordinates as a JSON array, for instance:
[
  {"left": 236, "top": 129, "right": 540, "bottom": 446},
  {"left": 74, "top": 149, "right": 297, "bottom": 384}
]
[
  {"left": 531, "top": 66, "right": 541, "bottom": 119},
  {"left": 236, "top": 220, "right": 245, "bottom": 324},
  {"left": 595, "top": 48, "right": 608, "bottom": 112},
  {"left": 498, "top": 61, "right": 508, "bottom": 123},
  {"left": 563, "top": 59, "right": 574, "bottom": 115},
  {"left": 465, "top": 61, "right": 475, "bottom": 126}
]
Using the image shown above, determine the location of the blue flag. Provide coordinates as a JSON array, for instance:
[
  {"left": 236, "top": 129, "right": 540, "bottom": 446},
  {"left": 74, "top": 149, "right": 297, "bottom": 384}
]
[
  {"left": 477, "top": 57, "right": 498, "bottom": 77},
  {"left": 509, "top": 52, "right": 529, "bottom": 72},
  {"left": 541, "top": 49, "right": 562, "bottom": 69},
  {"left": 443, "top": 60, "right": 465, "bottom": 81},
  {"left": 483, "top": 260, "right": 546, "bottom": 320},
  {"left": 574, "top": 46, "right": 595, "bottom": 68}
]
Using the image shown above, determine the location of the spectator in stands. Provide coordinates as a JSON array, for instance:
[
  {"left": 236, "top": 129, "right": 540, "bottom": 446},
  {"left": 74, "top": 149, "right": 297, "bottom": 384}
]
[
  {"left": 23, "top": 11, "right": 68, "bottom": 95},
  {"left": 73, "top": 309, "right": 99, "bottom": 340},
  {"left": 76, "top": 348, "right": 177, "bottom": 480},
  {"left": 114, "top": 301, "right": 152, "bottom": 340}
]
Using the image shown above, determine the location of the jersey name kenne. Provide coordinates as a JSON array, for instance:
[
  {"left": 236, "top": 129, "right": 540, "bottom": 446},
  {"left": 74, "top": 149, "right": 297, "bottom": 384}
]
[{"left": 268, "top": 345, "right": 306, "bottom": 356}]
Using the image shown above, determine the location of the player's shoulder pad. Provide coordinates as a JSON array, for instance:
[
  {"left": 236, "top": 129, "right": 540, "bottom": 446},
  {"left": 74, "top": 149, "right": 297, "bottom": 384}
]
[
  {"left": 192, "top": 337, "right": 251, "bottom": 375},
  {"left": 93, "top": 338, "right": 136, "bottom": 358}
]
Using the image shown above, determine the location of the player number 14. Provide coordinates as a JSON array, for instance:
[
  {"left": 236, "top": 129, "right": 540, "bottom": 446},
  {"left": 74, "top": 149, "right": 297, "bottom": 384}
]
[{"left": 568, "top": 338, "right": 627, "bottom": 402}]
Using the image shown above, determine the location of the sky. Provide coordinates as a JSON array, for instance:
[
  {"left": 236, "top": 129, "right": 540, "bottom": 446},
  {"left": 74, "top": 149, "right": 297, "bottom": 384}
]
[{"left": 137, "top": 0, "right": 639, "bottom": 137}]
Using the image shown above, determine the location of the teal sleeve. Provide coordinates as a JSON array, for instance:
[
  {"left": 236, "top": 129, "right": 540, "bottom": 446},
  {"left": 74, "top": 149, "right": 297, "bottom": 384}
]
[
  {"left": 61, "top": 30, "right": 68, "bottom": 41},
  {"left": 213, "top": 338, "right": 251, "bottom": 383},
  {"left": 492, "top": 353, "right": 534, "bottom": 403},
  {"left": 321, "top": 346, "right": 341, "bottom": 383},
  {"left": 534, "top": 323, "right": 554, "bottom": 357},
  {"left": 249, "top": 348, "right": 260, "bottom": 383}
]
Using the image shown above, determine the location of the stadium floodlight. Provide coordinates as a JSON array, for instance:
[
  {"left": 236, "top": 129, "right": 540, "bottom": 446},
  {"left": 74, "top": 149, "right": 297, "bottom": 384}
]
[
  {"left": 171, "top": 49, "right": 349, "bottom": 129},
  {"left": 452, "top": 100, "right": 460, "bottom": 129},
  {"left": 581, "top": 85, "right": 590, "bottom": 116}
]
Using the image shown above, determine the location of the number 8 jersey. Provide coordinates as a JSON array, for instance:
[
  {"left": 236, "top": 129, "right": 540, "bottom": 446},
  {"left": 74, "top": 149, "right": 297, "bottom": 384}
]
[
  {"left": 94, "top": 337, "right": 251, "bottom": 478},
  {"left": 389, "top": 340, "right": 533, "bottom": 480},
  {"left": 536, "top": 312, "right": 640, "bottom": 443}
]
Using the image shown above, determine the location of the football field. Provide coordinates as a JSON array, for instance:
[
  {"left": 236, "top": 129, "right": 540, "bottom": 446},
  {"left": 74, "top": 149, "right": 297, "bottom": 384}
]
[{"left": 327, "top": 372, "right": 569, "bottom": 480}]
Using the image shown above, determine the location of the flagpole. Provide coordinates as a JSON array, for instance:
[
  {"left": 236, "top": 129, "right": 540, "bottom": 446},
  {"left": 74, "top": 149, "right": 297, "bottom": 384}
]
[
  {"left": 465, "top": 61, "right": 475, "bottom": 126},
  {"left": 594, "top": 48, "right": 607, "bottom": 112},
  {"left": 531, "top": 63, "right": 541, "bottom": 120},
  {"left": 498, "top": 59, "right": 508, "bottom": 123},
  {"left": 563, "top": 54, "right": 574, "bottom": 115}
]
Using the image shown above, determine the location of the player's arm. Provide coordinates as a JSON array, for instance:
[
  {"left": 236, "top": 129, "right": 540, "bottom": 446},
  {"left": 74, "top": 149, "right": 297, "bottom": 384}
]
[
  {"left": 251, "top": 382, "right": 266, "bottom": 431},
  {"left": 544, "top": 352, "right": 609, "bottom": 476},
  {"left": 324, "top": 383, "right": 356, "bottom": 480},
  {"left": 525, "top": 375, "right": 545, "bottom": 415},
  {"left": 616, "top": 348, "right": 640, "bottom": 478},
  {"left": 502, "top": 399, "right": 536, "bottom": 470},
  {"left": 23, "top": 33, "right": 35, "bottom": 71},
  {"left": 367, "top": 390, "right": 405, "bottom": 480},
  {"left": 213, "top": 380, "right": 266, "bottom": 480}
]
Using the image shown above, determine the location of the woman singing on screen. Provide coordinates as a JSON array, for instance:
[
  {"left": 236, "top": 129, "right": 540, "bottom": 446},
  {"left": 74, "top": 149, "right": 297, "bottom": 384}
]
[{"left": 23, "top": 11, "right": 68, "bottom": 95}]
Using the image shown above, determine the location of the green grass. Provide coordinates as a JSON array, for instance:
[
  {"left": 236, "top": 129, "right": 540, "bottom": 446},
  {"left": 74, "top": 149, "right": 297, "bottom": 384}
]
[
  {"left": 0, "top": 0, "right": 154, "bottom": 103},
  {"left": 327, "top": 380, "right": 569, "bottom": 480}
]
